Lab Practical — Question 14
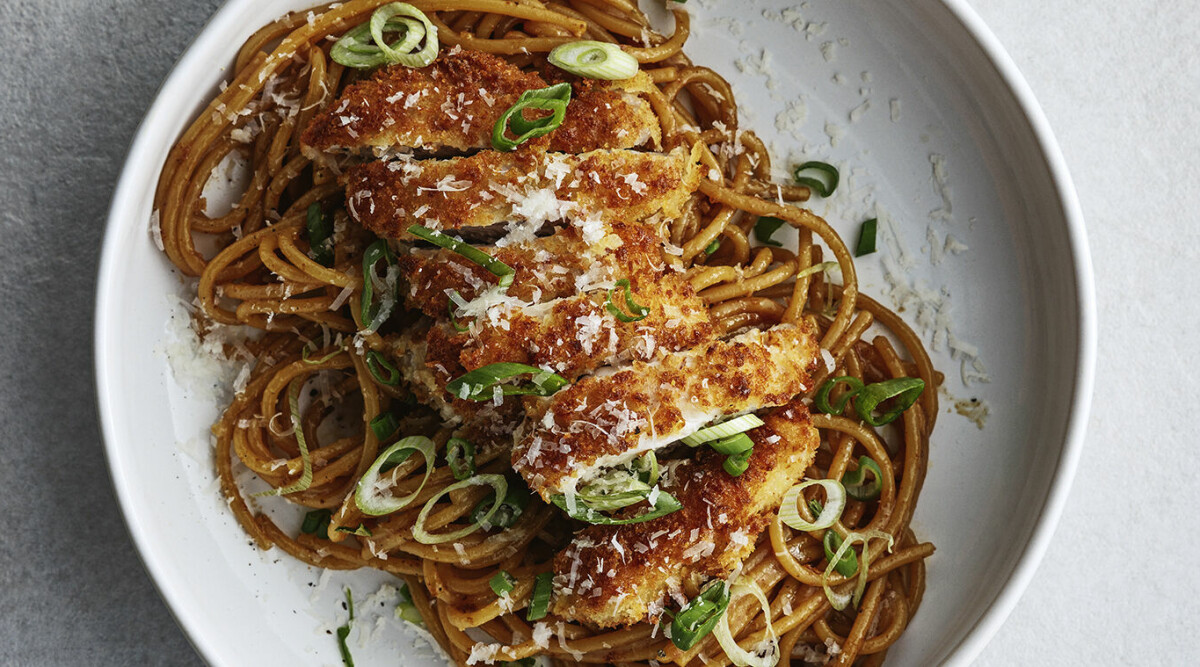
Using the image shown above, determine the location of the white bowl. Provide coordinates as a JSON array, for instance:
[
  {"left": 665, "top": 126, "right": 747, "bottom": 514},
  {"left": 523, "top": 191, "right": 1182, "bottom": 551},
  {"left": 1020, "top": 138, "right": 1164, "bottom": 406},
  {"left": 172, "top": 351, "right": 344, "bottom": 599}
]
[{"left": 96, "top": 1, "right": 1095, "bottom": 664}]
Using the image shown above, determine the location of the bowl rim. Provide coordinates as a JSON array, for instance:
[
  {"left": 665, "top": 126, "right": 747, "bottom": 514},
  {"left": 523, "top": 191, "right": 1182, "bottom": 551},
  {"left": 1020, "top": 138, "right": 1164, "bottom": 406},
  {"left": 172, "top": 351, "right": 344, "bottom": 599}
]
[{"left": 94, "top": 1, "right": 1096, "bottom": 665}]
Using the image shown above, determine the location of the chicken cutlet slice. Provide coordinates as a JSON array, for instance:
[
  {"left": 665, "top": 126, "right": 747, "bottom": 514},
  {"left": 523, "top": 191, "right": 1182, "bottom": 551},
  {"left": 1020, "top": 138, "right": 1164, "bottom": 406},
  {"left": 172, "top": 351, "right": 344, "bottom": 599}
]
[
  {"left": 396, "top": 221, "right": 667, "bottom": 320},
  {"left": 427, "top": 270, "right": 713, "bottom": 383},
  {"left": 344, "top": 144, "right": 700, "bottom": 241},
  {"left": 300, "top": 50, "right": 660, "bottom": 157},
  {"left": 512, "top": 322, "right": 820, "bottom": 502},
  {"left": 551, "top": 400, "right": 820, "bottom": 627}
]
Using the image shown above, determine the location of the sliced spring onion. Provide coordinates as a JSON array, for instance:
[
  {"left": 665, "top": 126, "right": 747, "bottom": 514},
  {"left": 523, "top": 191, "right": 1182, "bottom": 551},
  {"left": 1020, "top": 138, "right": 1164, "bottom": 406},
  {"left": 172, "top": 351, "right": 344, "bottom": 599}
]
[
  {"left": 490, "top": 571, "right": 516, "bottom": 597},
  {"left": 709, "top": 433, "right": 755, "bottom": 455},
  {"left": 704, "top": 238, "right": 722, "bottom": 255},
  {"left": 471, "top": 476, "right": 532, "bottom": 530},
  {"left": 360, "top": 239, "right": 397, "bottom": 334},
  {"left": 258, "top": 378, "right": 313, "bottom": 496},
  {"left": 412, "top": 474, "right": 507, "bottom": 544},
  {"left": 306, "top": 203, "right": 335, "bottom": 267},
  {"left": 854, "top": 377, "right": 925, "bottom": 426},
  {"left": 722, "top": 447, "right": 754, "bottom": 477},
  {"left": 445, "top": 362, "right": 568, "bottom": 402},
  {"left": 354, "top": 436, "right": 436, "bottom": 516},
  {"left": 526, "top": 572, "right": 554, "bottom": 620},
  {"left": 548, "top": 40, "right": 639, "bottom": 80},
  {"left": 753, "top": 216, "right": 786, "bottom": 247},
  {"left": 823, "top": 530, "right": 858, "bottom": 577},
  {"left": 445, "top": 437, "right": 476, "bottom": 481},
  {"left": 551, "top": 487, "right": 682, "bottom": 525},
  {"left": 301, "top": 509, "right": 332, "bottom": 539},
  {"left": 396, "top": 583, "right": 424, "bottom": 625},
  {"left": 778, "top": 479, "right": 846, "bottom": 531},
  {"left": 365, "top": 350, "right": 401, "bottom": 386},
  {"left": 822, "top": 530, "right": 895, "bottom": 610},
  {"left": 681, "top": 414, "right": 765, "bottom": 447},
  {"left": 808, "top": 498, "right": 824, "bottom": 520},
  {"left": 669, "top": 579, "right": 730, "bottom": 651},
  {"left": 568, "top": 453, "right": 660, "bottom": 512},
  {"left": 813, "top": 376, "right": 865, "bottom": 415},
  {"left": 843, "top": 456, "right": 883, "bottom": 501},
  {"left": 407, "top": 224, "right": 515, "bottom": 287},
  {"left": 605, "top": 278, "right": 650, "bottom": 323},
  {"left": 794, "top": 260, "right": 839, "bottom": 281},
  {"left": 448, "top": 289, "right": 469, "bottom": 332},
  {"left": 337, "top": 588, "right": 356, "bottom": 667},
  {"left": 331, "top": 2, "right": 438, "bottom": 69},
  {"left": 492, "top": 83, "right": 572, "bottom": 151},
  {"left": 302, "top": 344, "right": 345, "bottom": 365},
  {"left": 792, "top": 161, "right": 839, "bottom": 197},
  {"left": 712, "top": 581, "right": 778, "bottom": 667},
  {"left": 335, "top": 524, "right": 373, "bottom": 537},
  {"left": 856, "top": 218, "right": 878, "bottom": 257},
  {"left": 369, "top": 412, "right": 399, "bottom": 442}
]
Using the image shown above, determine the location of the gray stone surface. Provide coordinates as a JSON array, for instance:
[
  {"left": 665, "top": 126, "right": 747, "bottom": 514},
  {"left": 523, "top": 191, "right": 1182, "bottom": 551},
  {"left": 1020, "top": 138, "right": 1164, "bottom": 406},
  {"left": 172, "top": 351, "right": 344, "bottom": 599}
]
[{"left": 0, "top": 1, "right": 218, "bottom": 664}]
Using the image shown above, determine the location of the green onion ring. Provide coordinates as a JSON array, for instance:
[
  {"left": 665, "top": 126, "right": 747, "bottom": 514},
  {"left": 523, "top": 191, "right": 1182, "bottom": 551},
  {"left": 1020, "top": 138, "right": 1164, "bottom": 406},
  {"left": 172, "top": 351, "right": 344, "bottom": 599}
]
[
  {"left": 822, "top": 530, "right": 895, "bottom": 610},
  {"left": 526, "top": 572, "right": 554, "bottom": 620},
  {"left": 369, "top": 411, "right": 399, "bottom": 442},
  {"left": 301, "top": 509, "right": 332, "bottom": 539},
  {"left": 712, "top": 581, "right": 778, "bottom": 667},
  {"left": 547, "top": 40, "right": 639, "bottom": 80},
  {"left": 354, "top": 436, "right": 437, "bottom": 516},
  {"left": 813, "top": 376, "right": 865, "bottom": 415},
  {"left": 336, "top": 588, "right": 356, "bottom": 667},
  {"left": 331, "top": 3, "right": 438, "bottom": 69},
  {"left": 364, "top": 350, "right": 401, "bottom": 386},
  {"left": 491, "top": 83, "right": 572, "bottom": 151},
  {"left": 551, "top": 487, "right": 682, "bottom": 525},
  {"left": 778, "top": 479, "right": 846, "bottom": 531},
  {"left": 708, "top": 432, "right": 755, "bottom": 455},
  {"left": 842, "top": 456, "right": 883, "bottom": 501},
  {"left": 704, "top": 239, "right": 721, "bottom": 255},
  {"left": 669, "top": 579, "right": 730, "bottom": 650},
  {"left": 681, "top": 414, "right": 765, "bottom": 447},
  {"left": 854, "top": 377, "right": 925, "bottom": 426},
  {"left": 407, "top": 224, "right": 515, "bottom": 287},
  {"left": 753, "top": 216, "right": 786, "bottom": 247},
  {"left": 605, "top": 278, "right": 650, "bottom": 323},
  {"left": 360, "top": 239, "right": 397, "bottom": 334},
  {"left": 257, "top": 378, "right": 313, "bottom": 496},
  {"left": 448, "top": 289, "right": 470, "bottom": 332},
  {"left": 793, "top": 161, "right": 840, "bottom": 197},
  {"left": 445, "top": 362, "right": 568, "bottom": 402},
  {"left": 412, "top": 474, "right": 508, "bottom": 544},
  {"left": 490, "top": 571, "right": 516, "bottom": 597},
  {"left": 823, "top": 530, "right": 858, "bottom": 577},
  {"left": 722, "top": 447, "right": 754, "bottom": 477},
  {"left": 305, "top": 203, "right": 335, "bottom": 267},
  {"left": 445, "top": 437, "right": 476, "bottom": 481},
  {"left": 471, "top": 475, "right": 531, "bottom": 530}
]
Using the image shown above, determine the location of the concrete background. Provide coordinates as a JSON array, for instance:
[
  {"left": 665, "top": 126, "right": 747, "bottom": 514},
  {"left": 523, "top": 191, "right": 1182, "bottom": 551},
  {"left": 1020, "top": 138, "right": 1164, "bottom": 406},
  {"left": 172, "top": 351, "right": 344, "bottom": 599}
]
[{"left": 0, "top": 0, "right": 1195, "bottom": 664}]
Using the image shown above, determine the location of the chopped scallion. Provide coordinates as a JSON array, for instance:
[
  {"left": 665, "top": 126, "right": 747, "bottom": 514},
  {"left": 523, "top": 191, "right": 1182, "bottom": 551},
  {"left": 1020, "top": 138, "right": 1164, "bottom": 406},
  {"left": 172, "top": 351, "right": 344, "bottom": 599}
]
[
  {"left": 305, "top": 203, "right": 335, "bottom": 267},
  {"left": 843, "top": 456, "right": 883, "bottom": 501},
  {"left": 856, "top": 218, "right": 878, "bottom": 256},
  {"left": 445, "top": 437, "right": 476, "bottom": 481},
  {"left": 548, "top": 41, "right": 639, "bottom": 80},
  {"left": 360, "top": 239, "right": 397, "bottom": 334},
  {"left": 354, "top": 436, "right": 436, "bottom": 516},
  {"left": 722, "top": 447, "right": 754, "bottom": 476},
  {"left": 813, "top": 376, "right": 865, "bottom": 415},
  {"left": 331, "top": 2, "right": 438, "bottom": 69},
  {"left": 681, "top": 414, "right": 765, "bottom": 447},
  {"left": 551, "top": 488, "right": 682, "bottom": 525},
  {"left": 412, "top": 474, "right": 508, "bottom": 544},
  {"left": 490, "top": 571, "right": 515, "bottom": 597},
  {"left": 471, "top": 476, "right": 532, "bottom": 530},
  {"left": 336, "top": 588, "right": 355, "bottom": 667},
  {"left": 445, "top": 362, "right": 567, "bottom": 402},
  {"left": 669, "top": 579, "right": 730, "bottom": 650},
  {"left": 301, "top": 509, "right": 332, "bottom": 539},
  {"left": 823, "top": 530, "right": 859, "bottom": 577},
  {"left": 793, "top": 161, "right": 840, "bottom": 197},
  {"left": 492, "top": 83, "right": 572, "bottom": 151},
  {"left": 526, "top": 572, "right": 554, "bottom": 620},
  {"left": 605, "top": 278, "right": 650, "bottom": 323},
  {"left": 407, "top": 224, "right": 515, "bottom": 287},
  {"left": 704, "top": 238, "right": 721, "bottom": 255},
  {"left": 364, "top": 350, "right": 400, "bottom": 386},
  {"left": 853, "top": 377, "right": 925, "bottom": 426},
  {"left": 753, "top": 216, "right": 786, "bottom": 247}
]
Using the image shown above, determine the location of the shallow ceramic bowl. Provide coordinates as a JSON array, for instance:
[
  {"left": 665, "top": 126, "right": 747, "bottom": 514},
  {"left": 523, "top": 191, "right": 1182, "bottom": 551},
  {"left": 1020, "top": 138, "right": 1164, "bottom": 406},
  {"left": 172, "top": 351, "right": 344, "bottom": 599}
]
[{"left": 97, "top": 0, "right": 1095, "bottom": 664}]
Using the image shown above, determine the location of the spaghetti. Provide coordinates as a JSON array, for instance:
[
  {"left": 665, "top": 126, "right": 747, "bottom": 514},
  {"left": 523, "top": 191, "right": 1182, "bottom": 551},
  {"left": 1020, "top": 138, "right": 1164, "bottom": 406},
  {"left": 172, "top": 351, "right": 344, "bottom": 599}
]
[{"left": 153, "top": 1, "right": 940, "bottom": 665}]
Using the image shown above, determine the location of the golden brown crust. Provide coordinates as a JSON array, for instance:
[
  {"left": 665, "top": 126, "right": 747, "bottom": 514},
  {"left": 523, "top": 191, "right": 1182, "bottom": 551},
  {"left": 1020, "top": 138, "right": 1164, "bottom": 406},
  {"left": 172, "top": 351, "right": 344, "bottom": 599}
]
[
  {"left": 396, "top": 222, "right": 657, "bottom": 320},
  {"left": 344, "top": 145, "right": 699, "bottom": 240},
  {"left": 550, "top": 401, "right": 820, "bottom": 627},
  {"left": 513, "top": 321, "right": 820, "bottom": 500},
  {"left": 300, "top": 50, "right": 659, "bottom": 155}
]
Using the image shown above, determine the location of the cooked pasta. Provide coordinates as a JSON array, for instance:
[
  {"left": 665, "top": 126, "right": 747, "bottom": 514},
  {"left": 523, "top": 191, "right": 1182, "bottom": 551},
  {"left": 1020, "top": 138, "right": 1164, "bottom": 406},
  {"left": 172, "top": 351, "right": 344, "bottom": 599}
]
[{"left": 153, "top": 1, "right": 940, "bottom": 665}]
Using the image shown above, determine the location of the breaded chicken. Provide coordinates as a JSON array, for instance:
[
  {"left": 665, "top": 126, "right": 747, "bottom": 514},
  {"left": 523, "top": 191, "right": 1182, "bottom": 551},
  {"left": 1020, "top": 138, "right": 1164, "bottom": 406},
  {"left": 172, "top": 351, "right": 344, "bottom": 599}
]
[
  {"left": 551, "top": 400, "right": 820, "bottom": 627},
  {"left": 512, "top": 322, "right": 820, "bottom": 502},
  {"left": 396, "top": 221, "right": 669, "bottom": 320},
  {"left": 300, "top": 50, "right": 660, "bottom": 157},
  {"left": 344, "top": 145, "right": 700, "bottom": 241},
  {"left": 426, "top": 271, "right": 713, "bottom": 382}
]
